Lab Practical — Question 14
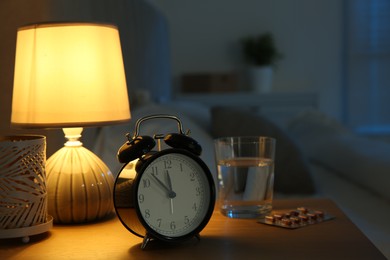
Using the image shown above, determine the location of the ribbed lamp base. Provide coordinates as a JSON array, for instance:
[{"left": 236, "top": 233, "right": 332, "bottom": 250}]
[{"left": 46, "top": 130, "right": 114, "bottom": 224}]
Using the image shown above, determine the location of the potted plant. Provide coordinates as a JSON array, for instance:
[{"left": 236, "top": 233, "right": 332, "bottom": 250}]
[{"left": 242, "top": 32, "right": 283, "bottom": 93}]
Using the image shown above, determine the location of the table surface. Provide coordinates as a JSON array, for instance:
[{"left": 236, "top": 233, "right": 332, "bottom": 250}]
[{"left": 0, "top": 198, "right": 385, "bottom": 260}]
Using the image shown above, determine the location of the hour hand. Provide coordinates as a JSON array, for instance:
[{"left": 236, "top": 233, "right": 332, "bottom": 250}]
[{"left": 151, "top": 173, "right": 176, "bottom": 198}]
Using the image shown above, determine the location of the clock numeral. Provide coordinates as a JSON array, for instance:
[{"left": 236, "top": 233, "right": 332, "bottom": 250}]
[
  {"left": 170, "top": 221, "right": 176, "bottom": 230},
  {"left": 180, "top": 163, "right": 183, "bottom": 172},
  {"left": 157, "top": 218, "right": 162, "bottom": 227},
  {"left": 150, "top": 166, "right": 158, "bottom": 176},
  {"left": 164, "top": 160, "right": 172, "bottom": 169},
  {"left": 143, "top": 179, "right": 151, "bottom": 188},
  {"left": 189, "top": 172, "right": 195, "bottom": 181},
  {"left": 144, "top": 209, "right": 151, "bottom": 218},
  {"left": 138, "top": 194, "right": 144, "bottom": 203},
  {"left": 192, "top": 203, "right": 197, "bottom": 211},
  {"left": 184, "top": 216, "right": 190, "bottom": 225},
  {"left": 195, "top": 187, "right": 201, "bottom": 196}
]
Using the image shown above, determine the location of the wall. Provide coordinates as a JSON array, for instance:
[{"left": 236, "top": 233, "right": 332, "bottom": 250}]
[
  {"left": 0, "top": 0, "right": 64, "bottom": 156},
  {"left": 149, "top": 0, "right": 344, "bottom": 119}
]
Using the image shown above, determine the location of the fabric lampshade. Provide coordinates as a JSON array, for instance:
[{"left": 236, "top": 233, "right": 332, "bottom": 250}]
[{"left": 11, "top": 22, "right": 130, "bottom": 128}]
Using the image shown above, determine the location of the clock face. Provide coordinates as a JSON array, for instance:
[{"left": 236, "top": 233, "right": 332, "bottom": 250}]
[{"left": 135, "top": 149, "right": 214, "bottom": 240}]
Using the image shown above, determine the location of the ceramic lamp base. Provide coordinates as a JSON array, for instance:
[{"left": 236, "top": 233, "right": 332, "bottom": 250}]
[{"left": 46, "top": 128, "right": 114, "bottom": 224}]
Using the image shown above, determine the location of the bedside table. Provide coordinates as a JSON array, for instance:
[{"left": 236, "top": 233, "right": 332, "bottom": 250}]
[{"left": 0, "top": 199, "right": 385, "bottom": 259}]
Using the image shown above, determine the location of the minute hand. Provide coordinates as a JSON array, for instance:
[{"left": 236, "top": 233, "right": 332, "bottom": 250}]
[
  {"left": 150, "top": 173, "right": 176, "bottom": 198},
  {"left": 166, "top": 171, "right": 173, "bottom": 192}
]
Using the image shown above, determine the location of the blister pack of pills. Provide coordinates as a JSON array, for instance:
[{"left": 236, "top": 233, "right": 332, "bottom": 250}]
[{"left": 258, "top": 207, "right": 335, "bottom": 229}]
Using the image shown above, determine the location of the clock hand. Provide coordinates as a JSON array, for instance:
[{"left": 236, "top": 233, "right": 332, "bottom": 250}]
[
  {"left": 165, "top": 171, "right": 176, "bottom": 198},
  {"left": 166, "top": 171, "right": 175, "bottom": 214},
  {"left": 150, "top": 173, "right": 176, "bottom": 198},
  {"left": 170, "top": 198, "right": 174, "bottom": 215},
  {"left": 166, "top": 171, "right": 174, "bottom": 192}
]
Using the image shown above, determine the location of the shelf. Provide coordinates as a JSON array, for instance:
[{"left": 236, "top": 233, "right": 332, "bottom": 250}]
[{"left": 174, "top": 92, "right": 318, "bottom": 126}]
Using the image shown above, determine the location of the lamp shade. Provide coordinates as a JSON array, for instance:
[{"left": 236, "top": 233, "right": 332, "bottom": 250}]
[{"left": 11, "top": 23, "right": 130, "bottom": 128}]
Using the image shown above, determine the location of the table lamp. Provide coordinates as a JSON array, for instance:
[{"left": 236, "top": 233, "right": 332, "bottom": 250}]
[{"left": 11, "top": 23, "right": 131, "bottom": 224}]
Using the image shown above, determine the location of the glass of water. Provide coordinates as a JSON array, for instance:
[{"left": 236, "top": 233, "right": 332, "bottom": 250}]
[{"left": 214, "top": 136, "right": 276, "bottom": 218}]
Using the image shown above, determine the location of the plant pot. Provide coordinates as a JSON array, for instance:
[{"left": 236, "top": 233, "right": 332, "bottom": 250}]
[{"left": 248, "top": 66, "right": 273, "bottom": 93}]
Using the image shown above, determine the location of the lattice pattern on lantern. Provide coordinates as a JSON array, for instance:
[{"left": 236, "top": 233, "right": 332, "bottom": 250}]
[{"left": 0, "top": 136, "right": 47, "bottom": 229}]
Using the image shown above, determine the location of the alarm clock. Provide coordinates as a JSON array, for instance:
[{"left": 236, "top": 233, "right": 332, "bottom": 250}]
[{"left": 113, "top": 114, "right": 216, "bottom": 249}]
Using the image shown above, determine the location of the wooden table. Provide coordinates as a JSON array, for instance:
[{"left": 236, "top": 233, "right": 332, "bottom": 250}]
[{"left": 0, "top": 199, "right": 385, "bottom": 259}]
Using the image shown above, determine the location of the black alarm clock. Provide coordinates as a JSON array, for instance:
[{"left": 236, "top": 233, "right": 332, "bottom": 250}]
[{"left": 113, "top": 114, "right": 216, "bottom": 249}]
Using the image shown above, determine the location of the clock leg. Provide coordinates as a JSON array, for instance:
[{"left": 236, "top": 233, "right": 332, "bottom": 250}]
[{"left": 141, "top": 233, "right": 153, "bottom": 250}]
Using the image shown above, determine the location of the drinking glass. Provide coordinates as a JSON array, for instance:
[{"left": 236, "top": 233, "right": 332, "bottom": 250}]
[{"left": 214, "top": 136, "right": 276, "bottom": 218}]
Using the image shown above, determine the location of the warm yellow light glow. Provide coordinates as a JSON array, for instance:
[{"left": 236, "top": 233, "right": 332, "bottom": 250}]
[{"left": 11, "top": 23, "right": 130, "bottom": 128}]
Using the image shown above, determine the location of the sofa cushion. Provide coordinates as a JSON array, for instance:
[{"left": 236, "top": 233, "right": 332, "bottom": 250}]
[{"left": 288, "top": 109, "right": 390, "bottom": 201}]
